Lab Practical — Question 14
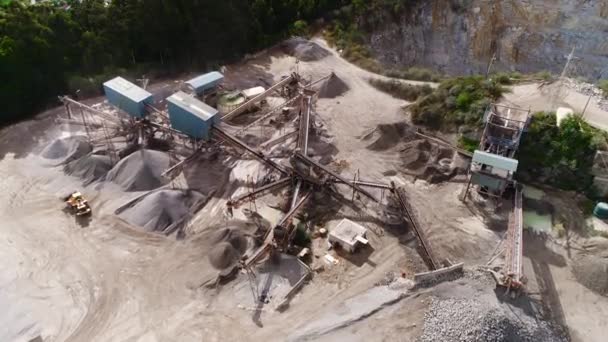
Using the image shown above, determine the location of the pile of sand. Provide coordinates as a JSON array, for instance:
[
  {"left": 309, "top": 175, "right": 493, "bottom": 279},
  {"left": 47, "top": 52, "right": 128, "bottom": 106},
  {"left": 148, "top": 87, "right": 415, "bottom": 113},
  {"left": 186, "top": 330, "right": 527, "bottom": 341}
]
[
  {"left": 64, "top": 152, "right": 113, "bottom": 185},
  {"left": 106, "top": 149, "right": 171, "bottom": 191},
  {"left": 41, "top": 136, "right": 92, "bottom": 165},
  {"left": 181, "top": 150, "right": 232, "bottom": 195},
  {"left": 282, "top": 37, "right": 330, "bottom": 62},
  {"left": 363, "top": 122, "right": 417, "bottom": 151},
  {"left": 572, "top": 255, "right": 608, "bottom": 296},
  {"left": 318, "top": 73, "right": 349, "bottom": 99},
  {"left": 115, "top": 189, "right": 206, "bottom": 235},
  {"left": 364, "top": 122, "right": 465, "bottom": 183},
  {"left": 208, "top": 226, "right": 251, "bottom": 270}
]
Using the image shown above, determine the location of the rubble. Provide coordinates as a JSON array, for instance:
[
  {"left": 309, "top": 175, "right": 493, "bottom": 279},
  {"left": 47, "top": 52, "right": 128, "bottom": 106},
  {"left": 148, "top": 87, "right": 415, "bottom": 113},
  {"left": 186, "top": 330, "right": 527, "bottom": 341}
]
[{"left": 418, "top": 297, "right": 566, "bottom": 342}]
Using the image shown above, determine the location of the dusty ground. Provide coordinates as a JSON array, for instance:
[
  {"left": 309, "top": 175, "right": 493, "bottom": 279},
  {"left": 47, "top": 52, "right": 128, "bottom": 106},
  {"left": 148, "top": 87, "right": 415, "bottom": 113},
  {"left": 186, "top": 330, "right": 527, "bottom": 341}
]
[
  {"left": 501, "top": 81, "right": 608, "bottom": 130},
  {"left": 0, "top": 38, "right": 605, "bottom": 342}
]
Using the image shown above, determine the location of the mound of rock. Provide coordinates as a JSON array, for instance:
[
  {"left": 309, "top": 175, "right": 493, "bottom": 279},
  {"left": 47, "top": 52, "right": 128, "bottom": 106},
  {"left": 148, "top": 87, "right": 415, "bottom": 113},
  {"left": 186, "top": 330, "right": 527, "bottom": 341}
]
[
  {"left": 208, "top": 226, "right": 250, "bottom": 270},
  {"left": 282, "top": 37, "right": 330, "bottom": 62},
  {"left": 41, "top": 136, "right": 92, "bottom": 165},
  {"left": 64, "top": 152, "right": 112, "bottom": 185},
  {"left": 419, "top": 298, "right": 566, "bottom": 342},
  {"left": 572, "top": 255, "right": 608, "bottom": 297},
  {"left": 209, "top": 242, "right": 241, "bottom": 270},
  {"left": 115, "top": 189, "right": 205, "bottom": 235},
  {"left": 106, "top": 149, "right": 171, "bottom": 191},
  {"left": 364, "top": 122, "right": 417, "bottom": 151},
  {"left": 318, "top": 73, "right": 349, "bottom": 99},
  {"left": 364, "top": 122, "right": 465, "bottom": 183}
]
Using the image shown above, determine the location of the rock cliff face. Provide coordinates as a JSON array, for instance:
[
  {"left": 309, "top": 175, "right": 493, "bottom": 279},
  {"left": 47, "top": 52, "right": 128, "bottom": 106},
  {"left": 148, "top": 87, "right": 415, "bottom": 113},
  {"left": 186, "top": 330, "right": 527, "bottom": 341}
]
[{"left": 368, "top": 0, "right": 608, "bottom": 79}]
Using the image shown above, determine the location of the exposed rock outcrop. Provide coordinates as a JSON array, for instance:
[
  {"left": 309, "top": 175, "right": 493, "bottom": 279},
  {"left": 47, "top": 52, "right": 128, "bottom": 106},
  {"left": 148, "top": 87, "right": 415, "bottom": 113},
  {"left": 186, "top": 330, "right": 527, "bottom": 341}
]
[{"left": 368, "top": 0, "right": 608, "bottom": 79}]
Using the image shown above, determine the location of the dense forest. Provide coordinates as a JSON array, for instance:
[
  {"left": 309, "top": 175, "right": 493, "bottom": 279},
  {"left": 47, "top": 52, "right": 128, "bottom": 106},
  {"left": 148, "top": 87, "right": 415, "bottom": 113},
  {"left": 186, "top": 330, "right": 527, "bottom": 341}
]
[{"left": 1, "top": 0, "right": 366, "bottom": 125}]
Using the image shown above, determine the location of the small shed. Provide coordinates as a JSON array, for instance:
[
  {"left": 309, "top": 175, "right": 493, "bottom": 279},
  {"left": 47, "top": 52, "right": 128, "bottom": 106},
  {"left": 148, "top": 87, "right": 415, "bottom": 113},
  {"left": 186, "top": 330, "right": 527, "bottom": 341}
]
[
  {"left": 186, "top": 71, "right": 224, "bottom": 96},
  {"left": 167, "top": 91, "right": 219, "bottom": 140},
  {"left": 471, "top": 150, "right": 519, "bottom": 192},
  {"left": 329, "top": 219, "right": 368, "bottom": 253},
  {"left": 472, "top": 150, "right": 518, "bottom": 177},
  {"left": 103, "top": 77, "right": 153, "bottom": 118}
]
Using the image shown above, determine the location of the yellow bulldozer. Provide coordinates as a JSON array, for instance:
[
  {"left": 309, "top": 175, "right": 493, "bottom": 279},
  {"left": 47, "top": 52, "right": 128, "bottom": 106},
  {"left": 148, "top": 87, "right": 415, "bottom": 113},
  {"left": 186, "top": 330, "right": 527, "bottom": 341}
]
[{"left": 64, "top": 191, "right": 92, "bottom": 216}]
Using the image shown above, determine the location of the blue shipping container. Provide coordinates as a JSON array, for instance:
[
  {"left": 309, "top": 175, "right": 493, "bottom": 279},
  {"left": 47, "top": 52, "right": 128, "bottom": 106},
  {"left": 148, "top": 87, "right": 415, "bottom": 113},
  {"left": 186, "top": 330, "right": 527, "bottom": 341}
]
[
  {"left": 186, "top": 71, "right": 224, "bottom": 95},
  {"left": 167, "top": 91, "right": 219, "bottom": 140},
  {"left": 103, "top": 77, "right": 153, "bottom": 118}
]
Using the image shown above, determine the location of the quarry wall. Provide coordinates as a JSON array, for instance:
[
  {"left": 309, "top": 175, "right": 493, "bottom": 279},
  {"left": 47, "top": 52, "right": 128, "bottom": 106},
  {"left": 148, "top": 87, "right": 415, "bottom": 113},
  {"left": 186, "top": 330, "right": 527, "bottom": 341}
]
[{"left": 368, "top": 0, "right": 608, "bottom": 79}]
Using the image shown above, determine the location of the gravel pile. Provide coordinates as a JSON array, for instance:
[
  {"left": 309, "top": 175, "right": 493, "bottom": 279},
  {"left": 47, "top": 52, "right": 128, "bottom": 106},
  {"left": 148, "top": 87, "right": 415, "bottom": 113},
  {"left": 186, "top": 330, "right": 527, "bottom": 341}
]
[
  {"left": 318, "top": 73, "right": 349, "bottom": 99},
  {"left": 63, "top": 152, "right": 112, "bottom": 185},
  {"left": 419, "top": 298, "right": 565, "bottom": 342},
  {"left": 208, "top": 227, "right": 250, "bottom": 270},
  {"left": 282, "top": 37, "right": 330, "bottom": 62},
  {"left": 115, "top": 189, "right": 205, "bottom": 235},
  {"left": 41, "top": 136, "right": 92, "bottom": 165},
  {"left": 363, "top": 122, "right": 465, "bottom": 183},
  {"left": 572, "top": 255, "right": 608, "bottom": 296},
  {"left": 563, "top": 78, "right": 608, "bottom": 111},
  {"left": 106, "top": 149, "right": 170, "bottom": 191}
]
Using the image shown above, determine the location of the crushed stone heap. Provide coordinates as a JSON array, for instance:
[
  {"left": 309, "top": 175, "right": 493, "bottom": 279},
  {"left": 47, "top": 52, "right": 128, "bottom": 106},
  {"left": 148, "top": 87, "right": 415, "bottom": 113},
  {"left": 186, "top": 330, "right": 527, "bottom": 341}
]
[
  {"left": 106, "top": 149, "right": 171, "bottom": 191},
  {"left": 419, "top": 297, "right": 566, "bottom": 342}
]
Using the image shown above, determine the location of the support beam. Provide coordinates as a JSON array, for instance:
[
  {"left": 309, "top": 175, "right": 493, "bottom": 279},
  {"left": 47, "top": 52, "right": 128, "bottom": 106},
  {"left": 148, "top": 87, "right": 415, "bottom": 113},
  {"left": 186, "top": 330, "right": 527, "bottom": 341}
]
[
  {"left": 228, "top": 177, "right": 292, "bottom": 208},
  {"left": 60, "top": 96, "right": 121, "bottom": 124},
  {"left": 222, "top": 74, "right": 297, "bottom": 121},
  {"left": 235, "top": 94, "right": 303, "bottom": 136},
  {"left": 259, "top": 130, "right": 299, "bottom": 150},
  {"left": 297, "top": 96, "right": 312, "bottom": 155},
  {"left": 243, "top": 190, "right": 311, "bottom": 269},
  {"left": 212, "top": 126, "right": 289, "bottom": 175},
  {"left": 294, "top": 153, "right": 379, "bottom": 203}
]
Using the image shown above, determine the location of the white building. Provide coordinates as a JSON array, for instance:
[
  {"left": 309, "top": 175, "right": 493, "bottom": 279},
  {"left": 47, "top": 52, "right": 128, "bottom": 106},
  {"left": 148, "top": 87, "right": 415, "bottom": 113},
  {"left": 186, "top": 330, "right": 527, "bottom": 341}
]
[{"left": 329, "top": 219, "right": 368, "bottom": 253}]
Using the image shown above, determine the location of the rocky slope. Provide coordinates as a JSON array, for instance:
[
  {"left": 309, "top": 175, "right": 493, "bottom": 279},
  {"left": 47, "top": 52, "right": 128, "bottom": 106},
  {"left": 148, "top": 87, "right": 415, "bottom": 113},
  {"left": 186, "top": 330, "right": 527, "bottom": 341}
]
[{"left": 368, "top": 0, "right": 608, "bottom": 79}]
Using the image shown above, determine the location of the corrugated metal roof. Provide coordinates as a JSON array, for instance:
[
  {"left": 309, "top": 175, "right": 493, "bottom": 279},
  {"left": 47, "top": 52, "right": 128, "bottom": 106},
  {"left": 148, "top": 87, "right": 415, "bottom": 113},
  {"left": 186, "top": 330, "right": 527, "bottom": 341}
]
[
  {"left": 473, "top": 150, "right": 519, "bottom": 172},
  {"left": 167, "top": 91, "right": 218, "bottom": 121},
  {"left": 186, "top": 71, "right": 224, "bottom": 90},
  {"left": 103, "top": 77, "right": 152, "bottom": 103}
]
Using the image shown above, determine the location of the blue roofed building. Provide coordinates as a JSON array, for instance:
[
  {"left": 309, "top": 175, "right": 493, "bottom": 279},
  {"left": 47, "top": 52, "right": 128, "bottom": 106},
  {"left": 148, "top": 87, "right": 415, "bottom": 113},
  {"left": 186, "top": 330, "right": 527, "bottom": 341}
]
[
  {"left": 167, "top": 91, "right": 219, "bottom": 140},
  {"left": 103, "top": 77, "right": 153, "bottom": 118},
  {"left": 186, "top": 71, "right": 224, "bottom": 96}
]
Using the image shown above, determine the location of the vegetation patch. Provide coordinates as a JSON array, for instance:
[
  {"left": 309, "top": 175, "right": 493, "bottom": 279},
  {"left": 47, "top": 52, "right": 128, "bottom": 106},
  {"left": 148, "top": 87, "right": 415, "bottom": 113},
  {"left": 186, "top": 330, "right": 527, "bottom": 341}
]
[
  {"left": 518, "top": 112, "right": 608, "bottom": 195},
  {"left": 368, "top": 78, "right": 433, "bottom": 101},
  {"left": 599, "top": 80, "right": 608, "bottom": 98},
  {"left": 0, "top": 0, "right": 351, "bottom": 126},
  {"left": 409, "top": 76, "right": 508, "bottom": 131},
  {"left": 457, "top": 136, "right": 479, "bottom": 153}
]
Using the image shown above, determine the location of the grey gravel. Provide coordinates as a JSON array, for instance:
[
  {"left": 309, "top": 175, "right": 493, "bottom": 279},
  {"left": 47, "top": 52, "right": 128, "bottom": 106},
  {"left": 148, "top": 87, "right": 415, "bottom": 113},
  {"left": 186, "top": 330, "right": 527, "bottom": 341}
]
[{"left": 418, "top": 297, "right": 566, "bottom": 342}]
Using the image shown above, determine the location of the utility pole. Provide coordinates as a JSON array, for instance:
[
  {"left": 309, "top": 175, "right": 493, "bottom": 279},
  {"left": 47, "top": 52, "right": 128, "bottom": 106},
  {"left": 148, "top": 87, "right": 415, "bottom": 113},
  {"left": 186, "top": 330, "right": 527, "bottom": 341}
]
[
  {"left": 485, "top": 53, "right": 497, "bottom": 79},
  {"left": 551, "top": 47, "right": 576, "bottom": 110},
  {"left": 581, "top": 94, "right": 592, "bottom": 119}
]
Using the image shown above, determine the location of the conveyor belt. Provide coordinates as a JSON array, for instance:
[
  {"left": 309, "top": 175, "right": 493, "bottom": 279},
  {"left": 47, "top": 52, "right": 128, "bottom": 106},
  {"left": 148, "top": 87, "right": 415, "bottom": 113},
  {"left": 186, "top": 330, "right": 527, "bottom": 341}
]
[
  {"left": 505, "top": 185, "right": 524, "bottom": 285},
  {"left": 228, "top": 177, "right": 292, "bottom": 208},
  {"left": 395, "top": 188, "right": 439, "bottom": 270},
  {"left": 294, "top": 153, "right": 379, "bottom": 203},
  {"left": 212, "top": 126, "right": 289, "bottom": 175}
]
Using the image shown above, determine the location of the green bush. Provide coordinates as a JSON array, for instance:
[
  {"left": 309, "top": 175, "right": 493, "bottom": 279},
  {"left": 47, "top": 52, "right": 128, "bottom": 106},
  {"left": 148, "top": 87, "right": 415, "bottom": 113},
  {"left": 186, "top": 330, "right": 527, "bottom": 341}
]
[
  {"left": 456, "top": 92, "right": 472, "bottom": 110},
  {"left": 599, "top": 80, "right": 608, "bottom": 98},
  {"left": 458, "top": 136, "right": 479, "bottom": 153},
  {"left": 410, "top": 76, "right": 508, "bottom": 131},
  {"left": 368, "top": 79, "right": 433, "bottom": 101},
  {"left": 290, "top": 20, "right": 310, "bottom": 37},
  {"left": 384, "top": 67, "right": 442, "bottom": 82},
  {"left": 518, "top": 112, "right": 603, "bottom": 192}
]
